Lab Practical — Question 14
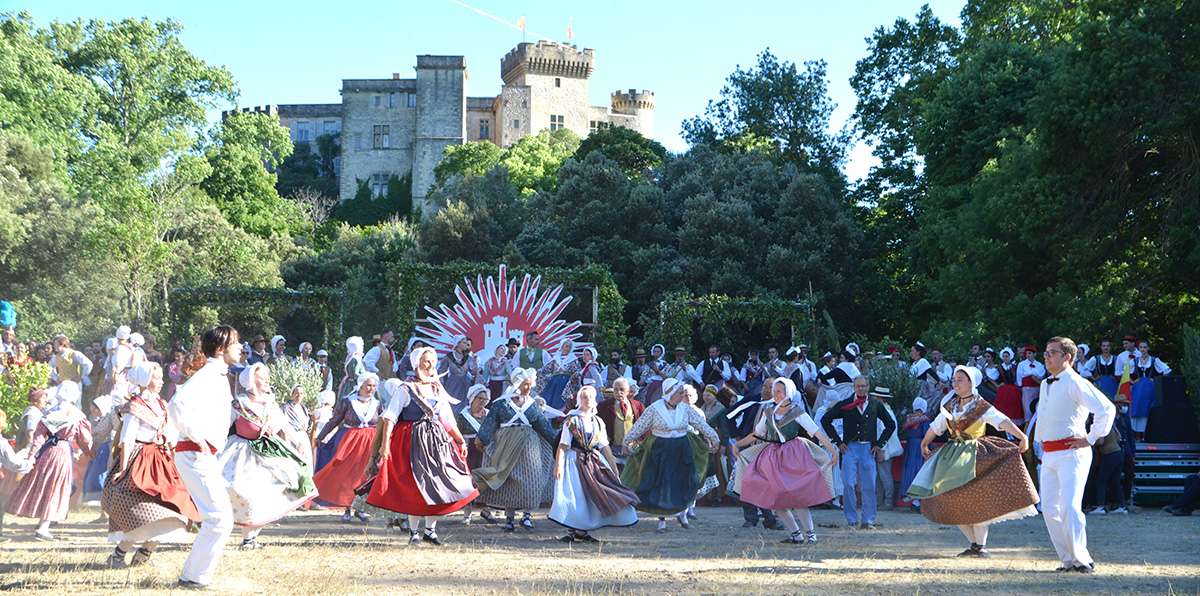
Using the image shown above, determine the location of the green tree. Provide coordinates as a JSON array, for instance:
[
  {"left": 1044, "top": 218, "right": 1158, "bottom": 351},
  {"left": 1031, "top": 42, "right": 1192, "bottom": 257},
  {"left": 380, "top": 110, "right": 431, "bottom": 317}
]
[
  {"left": 682, "top": 49, "right": 849, "bottom": 196},
  {"left": 434, "top": 141, "right": 503, "bottom": 186},
  {"left": 502, "top": 128, "right": 581, "bottom": 195},
  {"left": 332, "top": 174, "right": 413, "bottom": 226},
  {"left": 202, "top": 111, "right": 306, "bottom": 238},
  {"left": 574, "top": 126, "right": 667, "bottom": 179}
]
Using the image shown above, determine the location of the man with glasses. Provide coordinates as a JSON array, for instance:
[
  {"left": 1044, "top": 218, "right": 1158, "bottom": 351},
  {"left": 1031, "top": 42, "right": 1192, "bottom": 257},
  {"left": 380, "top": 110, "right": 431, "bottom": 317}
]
[{"left": 1035, "top": 337, "right": 1115, "bottom": 574}]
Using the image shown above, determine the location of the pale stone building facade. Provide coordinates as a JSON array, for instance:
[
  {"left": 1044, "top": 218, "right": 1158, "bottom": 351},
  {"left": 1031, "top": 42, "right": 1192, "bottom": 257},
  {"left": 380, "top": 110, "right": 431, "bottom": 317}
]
[{"left": 224, "top": 41, "right": 654, "bottom": 205}]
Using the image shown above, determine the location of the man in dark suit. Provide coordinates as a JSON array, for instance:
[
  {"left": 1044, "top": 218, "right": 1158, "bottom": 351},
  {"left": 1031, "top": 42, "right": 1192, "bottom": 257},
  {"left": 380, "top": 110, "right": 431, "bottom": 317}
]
[{"left": 821, "top": 377, "right": 896, "bottom": 530}]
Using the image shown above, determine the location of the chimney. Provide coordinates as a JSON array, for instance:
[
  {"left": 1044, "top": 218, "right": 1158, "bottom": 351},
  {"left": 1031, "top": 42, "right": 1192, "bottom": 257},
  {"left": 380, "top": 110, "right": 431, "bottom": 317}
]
[{"left": 392, "top": 72, "right": 401, "bottom": 80}]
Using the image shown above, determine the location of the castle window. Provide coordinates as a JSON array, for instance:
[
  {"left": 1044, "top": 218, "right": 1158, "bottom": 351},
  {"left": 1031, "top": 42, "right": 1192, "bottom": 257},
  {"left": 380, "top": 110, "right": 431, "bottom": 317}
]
[
  {"left": 372, "top": 125, "right": 390, "bottom": 149},
  {"left": 388, "top": 92, "right": 396, "bottom": 108},
  {"left": 373, "top": 95, "right": 381, "bottom": 108},
  {"left": 407, "top": 93, "right": 417, "bottom": 108},
  {"left": 295, "top": 120, "right": 311, "bottom": 142},
  {"left": 512, "top": 119, "right": 520, "bottom": 129},
  {"left": 370, "top": 173, "right": 388, "bottom": 198},
  {"left": 588, "top": 120, "right": 610, "bottom": 134},
  {"left": 479, "top": 119, "right": 490, "bottom": 140},
  {"left": 555, "top": 77, "right": 561, "bottom": 88},
  {"left": 322, "top": 120, "right": 339, "bottom": 135},
  {"left": 549, "top": 114, "right": 565, "bottom": 131}
]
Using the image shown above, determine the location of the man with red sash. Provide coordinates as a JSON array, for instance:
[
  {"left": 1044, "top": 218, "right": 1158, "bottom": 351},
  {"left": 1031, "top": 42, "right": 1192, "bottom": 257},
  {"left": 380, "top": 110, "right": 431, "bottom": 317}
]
[{"left": 1035, "top": 336, "right": 1114, "bottom": 574}]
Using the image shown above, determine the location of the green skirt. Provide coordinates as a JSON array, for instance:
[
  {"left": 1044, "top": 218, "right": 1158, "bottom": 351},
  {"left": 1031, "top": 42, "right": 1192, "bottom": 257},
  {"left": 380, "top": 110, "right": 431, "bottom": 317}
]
[{"left": 620, "top": 433, "right": 710, "bottom": 516}]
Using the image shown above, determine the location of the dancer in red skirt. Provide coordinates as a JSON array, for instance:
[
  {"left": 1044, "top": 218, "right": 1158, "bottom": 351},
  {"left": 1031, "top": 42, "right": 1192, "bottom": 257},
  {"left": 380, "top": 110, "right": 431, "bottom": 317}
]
[
  {"left": 313, "top": 372, "right": 380, "bottom": 522},
  {"left": 367, "top": 347, "right": 478, "bottom": 546}
]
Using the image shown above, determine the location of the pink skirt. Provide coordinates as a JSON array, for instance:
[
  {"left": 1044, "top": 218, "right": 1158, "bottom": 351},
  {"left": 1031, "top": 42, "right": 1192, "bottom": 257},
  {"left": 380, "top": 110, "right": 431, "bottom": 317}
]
[
  {"left": 6, "top": 442, "right": 74, "bottom": 521},
  {"left": 740, "top": 439, "right": 832, "bottom": 510}
]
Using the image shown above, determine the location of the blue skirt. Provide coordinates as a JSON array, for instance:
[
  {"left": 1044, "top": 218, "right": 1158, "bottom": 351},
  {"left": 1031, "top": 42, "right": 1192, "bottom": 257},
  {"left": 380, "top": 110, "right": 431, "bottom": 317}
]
[
  {"left": 1130, "top": 378, "right": 1156, "bottom": 418},
  {"left": 314, "top": 426, "right": 346, "bottom": 473},
  {"left": 82, "top": 440, "right": 111, "bottom": 500},
  {"left": 899, "top": 436, "right": 925, "bottom": 497},
  {"left": 1096, "top": 375, "right": 1119, "bottom": 399},
  {"left": 542, "top": 374, "right": 570, "bottom": 410}
]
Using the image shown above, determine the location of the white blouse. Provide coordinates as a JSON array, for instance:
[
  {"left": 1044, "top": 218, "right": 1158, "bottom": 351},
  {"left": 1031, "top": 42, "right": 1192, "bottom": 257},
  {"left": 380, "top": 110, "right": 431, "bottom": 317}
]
[{"left": 929, "top": 396, "right": 1010, "bottom": 435}]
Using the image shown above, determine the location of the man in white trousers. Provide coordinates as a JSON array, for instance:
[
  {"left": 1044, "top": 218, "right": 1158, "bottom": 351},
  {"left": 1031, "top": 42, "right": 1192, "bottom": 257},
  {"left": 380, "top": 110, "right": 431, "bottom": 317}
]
[
  {"left": 169, "top": 325, "right": 241, "bottom": 588},
  {"left": 1035, "top": 336, "right": 1115, "bottom": 574}
]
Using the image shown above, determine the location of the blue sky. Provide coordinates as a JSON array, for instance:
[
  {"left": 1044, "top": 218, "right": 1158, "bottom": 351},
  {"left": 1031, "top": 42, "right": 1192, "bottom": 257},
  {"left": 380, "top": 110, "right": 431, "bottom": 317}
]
[{"left": 9, "top": 0, "right": 963, "bottom": 180}]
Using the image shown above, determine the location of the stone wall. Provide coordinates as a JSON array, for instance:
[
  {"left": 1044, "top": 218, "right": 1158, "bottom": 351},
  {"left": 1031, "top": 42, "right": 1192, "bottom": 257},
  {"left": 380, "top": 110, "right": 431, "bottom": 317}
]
[
  {"left": 338, "top": 79, "right": 418, "bottom": 200},
  {"left": 412, "top": 56, "right": 466, "bottom": 203}
]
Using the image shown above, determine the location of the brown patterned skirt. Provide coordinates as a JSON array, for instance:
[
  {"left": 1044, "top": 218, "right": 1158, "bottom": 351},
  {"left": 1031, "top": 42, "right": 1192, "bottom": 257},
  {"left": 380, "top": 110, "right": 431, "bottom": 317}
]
[
  {"left": 919, "top": 436, "right": 1039, "bottom": 526},
  {"left": 102, "top": 444, "right": 190, "bottom": 533}
]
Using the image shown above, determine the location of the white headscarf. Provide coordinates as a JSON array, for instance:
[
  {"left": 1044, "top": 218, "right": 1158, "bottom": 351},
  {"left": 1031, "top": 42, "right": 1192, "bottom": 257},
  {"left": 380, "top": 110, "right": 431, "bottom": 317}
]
[
  {"left": 509, "top": 366, "right": 537, "bottom": 389},
  {"left": 771, "top": 376, "right": 807, "bottom": 412},
  {"left": 409, "top": 346, "right": 439, "bottom": 381},
  {"left": 953, "top": 365, "right": 983, "bottom": 398},
  {"left": 270, "top": 335, "right": 286, "bottom": 354},
  {"left": 126, "top": 362, "right": 159, "bottom": 389},
  {"left": 660, "top": 377, "right": 684, "bottom": 402},
  {"left": 345, "top": 336, "right": 364, "bottom": 365},
  {"left": 557, "top": 340, "right": 577, "bottom": 365},
  {"left": 912, "top": 397, "right": 928, "bottom": 413},
  {"left": 467, "top": 383, "right": 491, "bottom": 404},
  {"left": 353, "top": 372, "right": 380, "bottom": 397},
  {"left": 1000, "top": 347, "right": 1015, "bottom": 360},
  {"left": 115, "top": 325, "right": 131, "bottom": 341},
  {"left": 239, "top": 362, "right": 270, "bottom": 396},
  {"left": 299, "top": 341, "right": 313, "bottom": 354},
  {"left": 129, "top": 332, "right": 145, "bottom": 347},
  {"left": 317, "top": 389, "right": 336, "bottom": 407},
  {"left": 581, "top": 347, "right": 598, "bottom": 362}
]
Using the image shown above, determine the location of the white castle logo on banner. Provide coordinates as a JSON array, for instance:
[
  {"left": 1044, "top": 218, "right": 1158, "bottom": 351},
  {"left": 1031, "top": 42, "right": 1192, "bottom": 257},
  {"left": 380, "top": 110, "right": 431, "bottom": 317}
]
[{"left": 416, "top": 265, "right": 590, "bottom": 360}]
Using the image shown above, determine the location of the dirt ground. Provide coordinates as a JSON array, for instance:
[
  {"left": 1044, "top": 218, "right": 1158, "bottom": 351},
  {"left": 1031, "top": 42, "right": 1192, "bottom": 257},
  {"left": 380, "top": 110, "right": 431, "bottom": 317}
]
[{"left": 0, "top": 504, "right": 1196, "bottom": 594}]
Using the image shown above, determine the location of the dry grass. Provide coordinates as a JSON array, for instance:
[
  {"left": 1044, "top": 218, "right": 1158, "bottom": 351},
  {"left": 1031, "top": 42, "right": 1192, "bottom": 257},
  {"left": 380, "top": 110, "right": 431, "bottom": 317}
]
[{"left": 0, "top": 505, "right": 1196, "bottom": 594}]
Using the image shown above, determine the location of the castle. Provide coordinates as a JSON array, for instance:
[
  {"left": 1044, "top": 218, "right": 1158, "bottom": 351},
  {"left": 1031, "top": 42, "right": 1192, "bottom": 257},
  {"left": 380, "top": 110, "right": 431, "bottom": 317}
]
[{"left": 222, "top": 41, "right": 655, "bottom": 205}]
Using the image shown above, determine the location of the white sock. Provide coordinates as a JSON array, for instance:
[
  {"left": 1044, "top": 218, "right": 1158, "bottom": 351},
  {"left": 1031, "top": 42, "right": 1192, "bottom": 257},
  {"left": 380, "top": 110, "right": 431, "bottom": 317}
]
[
  {"left": 776, "top": 509, "right": 800, "bottom": 533},
  {"left": 797, "top": 508, "right": 814, "bottom": 532},
  {"left": 36, "top": 520, "right": 51, "bottom": 533}
]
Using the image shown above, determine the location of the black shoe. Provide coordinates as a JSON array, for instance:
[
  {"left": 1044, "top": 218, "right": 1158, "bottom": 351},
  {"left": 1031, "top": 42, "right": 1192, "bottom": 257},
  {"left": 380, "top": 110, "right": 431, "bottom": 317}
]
[
  {"left": 762, "top": 520, "right": 784, "bottom": 531},
  {"left": 741, "top": 520, "right": 758, "bottom": 528},
  {"left": 780, "top": 531, "right": 805, "bottom": 544},
  {"left": 1073, "top": 563, "right": 1096, "bottom": 574},
  {"left": 176, "top": 579, "right": 207, "bottom": 590},
  {"left": 479, "top": 510, "right": 498, "bottom": 524},
  {"left": 859, "top": 522, "right": 876, "bottom": 530},
  {"left": 558, "top": 533, "right": 576, "bottom": 543},
  {"left": 421, "top": 529, "right": 442, "bottom": 546},
  {"left": 502, "top": 520, "right": 515, "bottom": 532},
  {"left": 1055, "top": 566, "right": 1070, "bottom": 572},
  {"left": 1170, "top": 508, "right": 1193, "bottom": 517},
  {"left": 576, "top": 532, "right": 600, "bottom": 543}
]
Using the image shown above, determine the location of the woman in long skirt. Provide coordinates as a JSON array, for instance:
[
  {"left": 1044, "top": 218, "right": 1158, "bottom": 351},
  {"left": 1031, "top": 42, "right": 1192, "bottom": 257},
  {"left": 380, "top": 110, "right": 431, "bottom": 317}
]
[
  {"left": 472, "top": 367, "right": 558, "bottom": 531},
  {"left": 908, "top": 366, "right": 1037, "bottom": 557},
  {"left": 313, "top": 372, "right": 380, "bottom": 521},
  {"left": 621, "top": 378, "right": 719, "bottom": 533},
  {"left": 457, "top": 385, "right": 497, "bottom": 525},
  {"left": 220, "top": 363, "right": 317, "bottom": 549},
  {"left": 6, "top": 386, "right": 92, "bottom": 540},
  {"left": 537, "top": 341, "right": 577, "bottom": 411},
  {"left": 549, "top": 385, "right": 639, "bottom": 543},
  {"left": 732, "top": 378, "right": 838, "bottom": 544},
  {"left": 897, "top": 397, "right": 931, "bottom": 508},
  {"left": 312, "top": 390, "right": 339, "bottom": 471},
  {"left": 367, "top": 348, "right": 478, "bottom": 545},
  {"left": 102, "top": 362, "right": 199, "bottom": 567},
  {"left": 82, "top": 393, "right": 121, "bottom": 506}
]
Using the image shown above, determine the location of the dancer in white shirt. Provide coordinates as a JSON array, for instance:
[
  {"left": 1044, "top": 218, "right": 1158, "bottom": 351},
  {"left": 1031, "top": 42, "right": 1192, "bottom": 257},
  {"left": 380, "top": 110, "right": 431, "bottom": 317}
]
[
  {"left": 169, "top": 325, "right": 241, "bottom": 589},
  {"left": 1035, "top": 336, "right": 1115, "bottom": 574}
]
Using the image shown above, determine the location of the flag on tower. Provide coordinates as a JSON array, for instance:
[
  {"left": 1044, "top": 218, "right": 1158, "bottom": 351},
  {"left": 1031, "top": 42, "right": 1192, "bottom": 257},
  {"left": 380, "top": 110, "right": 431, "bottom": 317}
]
[
  {"left": 516, "top": 15, "right": 526, "bottom": 30},
  {"left": 567, "top": 17, "right": 574, "bottom": 41}
]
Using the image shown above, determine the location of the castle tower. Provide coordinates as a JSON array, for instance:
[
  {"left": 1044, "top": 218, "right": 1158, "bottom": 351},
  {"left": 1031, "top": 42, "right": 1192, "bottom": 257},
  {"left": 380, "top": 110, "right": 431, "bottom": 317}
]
[
  {"left": 413, "top": 55, "right": 467, "bottom": 202},
  {"left": 497, "top": 41, "right": 595, "bottom": 145},
  {"left": 611, "top": 89, "right": 656, "bottom": 138}
]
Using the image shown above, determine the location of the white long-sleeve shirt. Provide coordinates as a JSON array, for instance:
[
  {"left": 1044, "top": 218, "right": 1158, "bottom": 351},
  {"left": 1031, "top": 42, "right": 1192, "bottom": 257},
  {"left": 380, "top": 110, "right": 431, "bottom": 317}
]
[
  {"left": 1016, "top": 359, "right": 1046, "bottom": 386},
  {"left": 1033, "top": 367, "right": 1116, "bottom": 445},
  {"left": 363, "top": 345, "right": 397, "bottom": 375},
  {"left": 49, "top": 350, "right": 94, "bottom": 383},
  {"left": 168, "top": 358, "right": 234, "bottom": 451}
]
